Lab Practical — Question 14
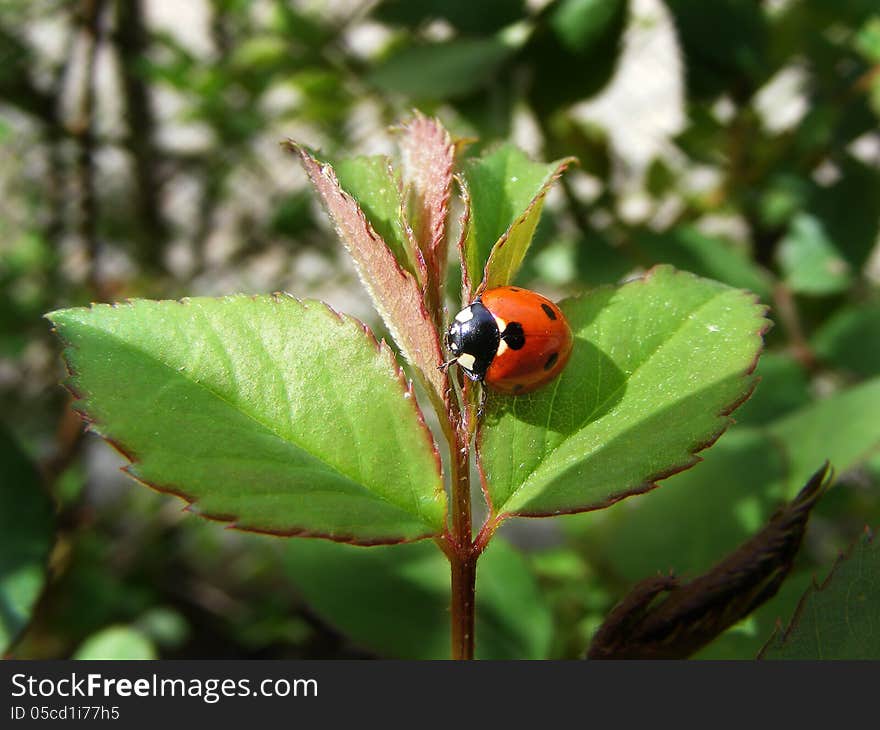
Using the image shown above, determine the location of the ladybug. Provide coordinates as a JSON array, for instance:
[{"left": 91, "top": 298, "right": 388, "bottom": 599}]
[{"left": 444, "top": 287, "right": 573, "bottom": 395}]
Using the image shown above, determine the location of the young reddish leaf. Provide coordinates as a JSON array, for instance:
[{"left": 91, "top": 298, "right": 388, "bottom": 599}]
[
  {"left": 333, "top": 154, "right": 425, "bottom": 284},
  {"left": 588, "top": 463, "right": 830, "bottom": 660},
  {"left": 460, "top": 143, "right": 574, "bottom": 296},
  {"left": 478, "top": 266, "right": 770, "bottom": 520},
  {"left": 47, "top": 296, "right": 446, "bottom": 545},
  {"left": 286, "top": 141, "right": 450, "bottom": 419},
  {"left": 397, "top": 113, "right": 456, "bottom": 304}
]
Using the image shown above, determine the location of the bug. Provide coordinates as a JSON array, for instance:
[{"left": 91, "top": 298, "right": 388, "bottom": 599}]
[{"left": 443, "top": 287, "right": 573, "bottom": 395}]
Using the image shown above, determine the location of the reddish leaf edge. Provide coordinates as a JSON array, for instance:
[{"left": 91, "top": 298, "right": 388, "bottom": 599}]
[
  {"left": 473, "top": 266, "right": 772, "bottom": 538},
  {"left": 283, "top": 138, "right": 452, "bottom": 428},
  {"left": 46, "top": 294, "right": 445, "bottom": 547},
  {"left": 757, "top": 525, "right": 877, "bottom": 659}
]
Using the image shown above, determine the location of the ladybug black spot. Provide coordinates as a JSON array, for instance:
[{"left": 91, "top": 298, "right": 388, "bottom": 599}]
[
  {"left": 541, "top": 303, "right": 557, "bottom": 321},
  {"left": 509, "top": 287, "right": 521, "bottom": 292},
  {"left": 503, "top": 322, "right": 526, "bottom": 350},
  {"left": 544, "top": 352, "right": 559, "bottom": 371}
]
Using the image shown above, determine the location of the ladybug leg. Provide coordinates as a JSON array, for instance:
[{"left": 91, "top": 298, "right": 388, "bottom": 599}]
[{"left": 437, "top": 357, "right": 457, "bottom": 373}]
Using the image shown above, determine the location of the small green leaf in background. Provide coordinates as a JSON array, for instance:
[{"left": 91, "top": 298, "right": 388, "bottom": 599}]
[
  {"left": 283, "top": 538, "right": 552, "bottom": 659},
  {"left": 480, "top": 266, "right": 769, "bottom": 518},
  {"left": 526, "top": 0, "right": 629, "bottom": 113},
  {"left": 812, "top": 304, "right": 880, "bottom": 377},
  {"left": 369, "top": 38, "right": 516, "bottom": 101},
  {"left": 0, "top": 425, "right": 55, "bottom": 652},
  {"left": 632, "top": 226, "right": 774, "bottom": 303},
  {"left": 732, "top": 352, "right": 811, "bottom": 426},
  {"left": 777, "top": 213, "right": 851, "bottom": 296},
  {"left": 769, "top": 376, "right": 880, "bottom": 495},
  {"left": 48, "top": 296, "right": 445, "bottom": 544},
  {"left": 333, "top": 155, "right": 421, "bottom": 281},
  {"left": 760, "top": 529, "right": 879, "bottom": 659},
  {"left": 74, "top": 625, "right": 157, "bottom": 660},
  {"left": 461, "top": 143, "right": 573, "bottom": 294}
]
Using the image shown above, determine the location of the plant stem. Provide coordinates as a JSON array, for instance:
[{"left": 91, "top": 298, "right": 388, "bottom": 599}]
[
  {"left": 450, "top": 550, "right": 476, "bottom": 660},
  {"left": 447, "top": 381, "right": 476, "bottom": 660}
]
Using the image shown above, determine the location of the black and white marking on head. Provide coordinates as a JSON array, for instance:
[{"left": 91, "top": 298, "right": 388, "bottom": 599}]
[{"left": 445, "top": 300, "right": 500, "bottom": 380}]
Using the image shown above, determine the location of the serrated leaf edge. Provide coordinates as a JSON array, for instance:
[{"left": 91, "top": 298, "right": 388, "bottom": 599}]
[{"left": 757, "top": 526, "right": 877, "bottom": 659}]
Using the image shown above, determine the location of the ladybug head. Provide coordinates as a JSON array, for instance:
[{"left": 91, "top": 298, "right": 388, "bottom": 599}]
[{"left": 445, "top": 301, "right": 500, "bottom": 380}]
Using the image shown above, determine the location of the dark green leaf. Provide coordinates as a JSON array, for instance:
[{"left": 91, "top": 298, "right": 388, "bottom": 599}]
[
  {"left": 373, "top": 0, "right": 526, "bottom": 35},
  {"left": 370, "top": 38, "right": 516, "bottom": 100},
  {"left": 526, "top": 0, "right": 628, "bottom": 112},
  {"left": 0, "top": 425, "right": 55, "bottom": 652},
  {"left": 760, "top": 529, "right": 879, "bottom": 659},
  {"left": 812, "top": 304, "right": 880, "bottom": 377}
]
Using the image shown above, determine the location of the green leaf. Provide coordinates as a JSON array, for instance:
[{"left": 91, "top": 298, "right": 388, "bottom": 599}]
[
  {"left": 74, "top": 625, "right": 157, "bottom": 660},
  {"left": 333, "top": 155, "right": 421, "bottom": 281},
  {"left": 0, "top": 425, "right": 55, "bottom": 652},
  {"left": 632, "top": 226, "right": 774, "bottom": 302},
  {"left": 461, "top": 144, "right": 573, "bottom": 295},
  {"left": 768, "top": 376, "right": 880, "bottom": 495},
  {"left": 479, "top": 266, "right": 768, "bottom": 518},
  {"left": 47, "top": 296, "right": 445, "bottom": 544},
  {"left": 760, "top": 530, "right": 879, "bottom": 659},
  {"left": 283, "top": 538, "right": 552, "bottom": 659},
  {"left": 777, "top": 214, "right": 851, "bottom": 296},
  {"left": 812, "top": 304, "right": 880, "bottom": 377},
  {"left": 369, "top": 38, "right": 515, "bottom": 100}
]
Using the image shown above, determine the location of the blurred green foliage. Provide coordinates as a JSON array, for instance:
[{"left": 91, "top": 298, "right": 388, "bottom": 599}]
[{"left": 1, "top": 0, "right": 879, "bottom": 659}]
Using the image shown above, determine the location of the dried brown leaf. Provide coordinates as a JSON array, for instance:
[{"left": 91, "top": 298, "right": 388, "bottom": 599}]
[{"left": 587, "top": 462, "right": 832, "bottom": 660}]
